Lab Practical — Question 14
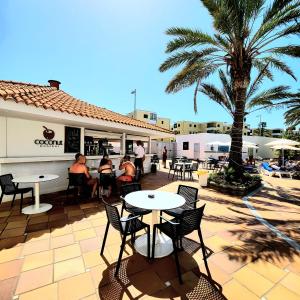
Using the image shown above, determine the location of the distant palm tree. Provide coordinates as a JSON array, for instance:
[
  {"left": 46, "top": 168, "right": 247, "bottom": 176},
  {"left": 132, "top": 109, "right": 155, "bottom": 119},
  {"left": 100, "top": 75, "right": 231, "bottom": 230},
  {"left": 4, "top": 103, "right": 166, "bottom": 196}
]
[{"left": 160, "top": 0, "right": 300, "bottom": 175}]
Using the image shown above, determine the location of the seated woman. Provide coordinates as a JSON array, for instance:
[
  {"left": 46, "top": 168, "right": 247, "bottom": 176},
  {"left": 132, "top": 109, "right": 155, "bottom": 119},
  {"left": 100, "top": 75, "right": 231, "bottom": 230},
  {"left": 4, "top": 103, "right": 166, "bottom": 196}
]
[
  {"left": 69, "top": 154, "right": 98, "bottom": 198},
  {"left": 98, "top": 158, "right": 114, "bottom": 197},
  {"left": 117, "top": 155, "right": 136, "bottom": 183}
]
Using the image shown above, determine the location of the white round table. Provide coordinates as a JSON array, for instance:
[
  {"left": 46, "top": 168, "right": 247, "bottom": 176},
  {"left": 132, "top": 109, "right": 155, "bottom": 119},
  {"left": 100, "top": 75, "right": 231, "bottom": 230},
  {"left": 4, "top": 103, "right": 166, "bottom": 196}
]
[
  {"left": 125, "top": 190, "right": 185, "bottom": 258},
  {"left": 12, "top": 174, "right": 59, "bottom": 214}
]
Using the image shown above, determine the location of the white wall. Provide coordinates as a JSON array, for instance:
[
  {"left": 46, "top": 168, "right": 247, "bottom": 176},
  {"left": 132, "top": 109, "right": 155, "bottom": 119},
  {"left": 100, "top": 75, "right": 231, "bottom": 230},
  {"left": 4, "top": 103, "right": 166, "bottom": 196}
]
[
  {"left": 175, "top": 133, "right": 286, "bottom": 160},
  {"left": 0, "top": 116, "right": 6, "bottom": 157},
  {"left": 6, "top": 117, "right": 67, "bottom": 157},
  {"left": 151, "top": 141, "right": 176, "bottom": 159}
]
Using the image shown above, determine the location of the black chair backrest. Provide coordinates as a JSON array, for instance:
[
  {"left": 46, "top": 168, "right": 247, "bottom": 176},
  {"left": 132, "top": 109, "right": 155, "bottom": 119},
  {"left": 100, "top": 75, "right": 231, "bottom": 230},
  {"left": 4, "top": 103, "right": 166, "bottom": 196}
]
[
  {"left": 191, "top": 163, "right": 199, "bottom": 171},
  {"left": 120, "top": 183, "right": 141, "bottom": 197},
  {"left": 103, "top": 201, "right": 122, "bottom": 232},
  {"left": 177, "top": 185, "right": 198, "bottom": 208},
  {"left": 179, "top": 205, "right": 205, "bottom": 236},
  {"left": 68, "top": 173, "right": 86, "bottom": 186},
  {"left": 0, "top": 174, "right": 16, "bottom": 194}
]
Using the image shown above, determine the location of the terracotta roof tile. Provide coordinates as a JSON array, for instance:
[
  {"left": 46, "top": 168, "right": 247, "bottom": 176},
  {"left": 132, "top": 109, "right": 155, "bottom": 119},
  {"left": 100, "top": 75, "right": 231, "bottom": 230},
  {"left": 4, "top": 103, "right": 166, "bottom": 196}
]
[{"left": 0, "top": 80, "right": 170, "bottom": 134}]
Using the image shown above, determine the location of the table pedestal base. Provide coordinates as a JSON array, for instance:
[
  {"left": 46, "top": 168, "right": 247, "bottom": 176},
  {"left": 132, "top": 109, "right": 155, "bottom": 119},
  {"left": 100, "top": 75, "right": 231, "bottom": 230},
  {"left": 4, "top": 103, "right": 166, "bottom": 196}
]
[
  {"left": 22, "top": 203, "right": 52, "bottom": 215},
  {"left": 134, "top": 233, "right": 173, "bottom": 258}
]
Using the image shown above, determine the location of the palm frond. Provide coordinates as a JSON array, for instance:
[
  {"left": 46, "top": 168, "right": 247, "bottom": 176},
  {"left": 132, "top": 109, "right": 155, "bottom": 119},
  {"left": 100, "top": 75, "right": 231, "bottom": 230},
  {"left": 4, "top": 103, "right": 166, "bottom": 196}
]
[
  {"left": 270, "top": 45, "right": 300, "bottom": 58},
  {"left": 261, "top": 57, "right": 297, "bottom": 80}
]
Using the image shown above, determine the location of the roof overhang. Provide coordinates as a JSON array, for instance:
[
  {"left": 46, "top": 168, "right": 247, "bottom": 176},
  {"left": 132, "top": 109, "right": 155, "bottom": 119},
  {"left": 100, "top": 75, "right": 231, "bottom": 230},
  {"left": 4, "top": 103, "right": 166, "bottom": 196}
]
[{"left": 0, "top": 100, "right": 174, "bottom": 139}]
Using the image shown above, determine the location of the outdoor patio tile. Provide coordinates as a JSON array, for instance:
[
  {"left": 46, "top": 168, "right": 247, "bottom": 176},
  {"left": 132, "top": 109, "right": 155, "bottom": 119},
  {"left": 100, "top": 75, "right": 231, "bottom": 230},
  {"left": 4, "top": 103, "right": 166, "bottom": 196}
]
[
  {"left": 286, "top": 255, "right": 300, "bottom": 274},
  {"left": 0, "top": 236, "right": 25, "bottom": 250},
  {"left": 0, "top": 211, "right": 10, "bottom": 218},
  {"left": 7, "top": 215, "right": 27, "bottom": 222},
  {"left": 26, "top": 222, "right": 49, "bottom": 233},
  {"left": 5, "top": 220, "right": 27, "bottom": 229},
  {"left": 50, "top": 224, "right": 72, "bottom": 237},
  {"left": 0, "top": 246, "right": 23, "bottom": 263},
  {"left": 72, "top": 220, "right": 92, "bottom": 232},
  {"left": 223, "top": 279, "right": 260, "bottom": 300},
  {"left": 18, "top": 283, "right": 58, "bottom": 300},
  {"left": 247, "top": 260, "right": 287, "bottom": 283},
  {"left": 50, "top": 233, "right": 74, "bottom": 249},
  {"left": 26, "top": 229, "right": 50, "bottom": 242},
  {"left": 94, "top": 225, "right": 106, "bottom": 237},
  {"left": 203, "top": 235, "right": 232, "bottom": 253},
  {"left": 1, "top": 227, "right": 26, "bottom": 239},
  {"left": 15, "top": 264, "right": 53, "bottom": 294},
  {"left": 128, "top": 269, "right": 166, "bottom": 295},
  {"left": 209, "top": 250, "right": 247, "bottom": 274},
  {"left": 0, "top": 259, "right": 23, "bottom": 280},
  {"left": 67, "top": 209, "right": 84, "bottom": 217},
  {"left": 74, "top": 228, "right": 96, "bottom": 241},
  {"left": 91, "top": 218, "right": 107, "bottom": 227},
  {"left": 264, "top": 284, "right": 300, "bottom": 300},
  {"left": 54, "top": 256, "right": 85, "bottom": 281},
  {"left": 28, "top": 215, "right": 48, "bottom": 225},
  {"left": 0, "top": 276, "right": 19, "bottom": 300},
  {"left": 279, "top": 272, "right": 300, "bottom": 296},
  {"left": 22, "top": 239, "right": 50, "bottom": 255},
  {"left": 48, "top": 213, "right": 67, "bottom": 222},
  {"left": 82, "top": 294, "right": 100, "bottom": 300},
  {"left": 54, "top": 243, "right": 81, "bottom": 262},
  {"left": 80, "top": 236, "right": 102, "bottom": 253},
  {"left": 58, "top": 272, "right": 95, "bottom": 300},
  {"left": 198, "top": 261, "right": 232, "bottom": 285},
  {"left": 83, "top": 249, "right": 108, "bottom": 268},
  {"left": 90, "top": 264, "right": 109, "bottom": 288},
  {"left": 142, "top": 286, "right": 181, "bottom": 299},
  {"left": 233, "top": 266, "right": 274, "bottom": 297},
  {"left": 22, "top": 250, "right": 53, "bottom": 271}
]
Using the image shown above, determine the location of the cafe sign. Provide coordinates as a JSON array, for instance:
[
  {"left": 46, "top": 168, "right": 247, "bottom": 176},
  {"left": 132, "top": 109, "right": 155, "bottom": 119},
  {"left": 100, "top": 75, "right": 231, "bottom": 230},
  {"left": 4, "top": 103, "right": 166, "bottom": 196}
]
[{"left": 34, "top": 126, "right": 63, "bottom": 147}]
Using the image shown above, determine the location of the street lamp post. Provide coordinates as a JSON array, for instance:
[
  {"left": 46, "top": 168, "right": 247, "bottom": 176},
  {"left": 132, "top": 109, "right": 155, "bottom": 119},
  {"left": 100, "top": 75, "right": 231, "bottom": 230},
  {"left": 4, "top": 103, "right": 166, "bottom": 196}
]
[
  {"left": 131, "top": 89, "right": 136, "bottom": 119},
  {"left": 256, "top": 115, "right": 262, "bottom": 136}
]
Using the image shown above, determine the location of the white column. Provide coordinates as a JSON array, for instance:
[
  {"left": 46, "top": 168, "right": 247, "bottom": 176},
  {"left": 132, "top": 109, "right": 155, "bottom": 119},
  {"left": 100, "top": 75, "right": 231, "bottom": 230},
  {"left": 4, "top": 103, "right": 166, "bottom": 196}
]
[
  {"left": 121, "top": 133, "right": 126, "bottom": 155},
  {"left": 148, "top": 136, "right": 151, "bottom": 154}
]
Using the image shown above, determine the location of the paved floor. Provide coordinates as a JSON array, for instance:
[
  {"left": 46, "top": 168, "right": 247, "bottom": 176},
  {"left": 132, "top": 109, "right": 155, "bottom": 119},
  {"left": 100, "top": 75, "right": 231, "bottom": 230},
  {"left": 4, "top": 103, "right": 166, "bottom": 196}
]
[{"left": 0, "top": 168, "right": 299, "bottom": 300}]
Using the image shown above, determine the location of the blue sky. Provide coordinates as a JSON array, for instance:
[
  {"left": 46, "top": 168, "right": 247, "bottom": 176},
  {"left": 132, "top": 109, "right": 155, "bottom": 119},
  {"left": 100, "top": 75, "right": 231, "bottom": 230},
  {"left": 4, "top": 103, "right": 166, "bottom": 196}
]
[{"left": 1, "top": 0, "right": 299, "bottom": 129}]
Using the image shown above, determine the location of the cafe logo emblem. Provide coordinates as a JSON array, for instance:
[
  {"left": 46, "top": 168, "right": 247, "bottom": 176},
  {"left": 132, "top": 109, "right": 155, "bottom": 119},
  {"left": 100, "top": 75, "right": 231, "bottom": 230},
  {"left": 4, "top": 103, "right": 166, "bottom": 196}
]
[{"left": 34, "top": 126, "right": 63, "bottom": 147}]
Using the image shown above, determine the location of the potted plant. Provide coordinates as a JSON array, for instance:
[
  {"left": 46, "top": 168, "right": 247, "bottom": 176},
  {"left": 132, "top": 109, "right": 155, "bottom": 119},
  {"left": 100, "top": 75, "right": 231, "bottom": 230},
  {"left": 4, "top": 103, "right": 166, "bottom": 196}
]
[{"left": 196, "top": 169, "right": 209, "bottom": 187}]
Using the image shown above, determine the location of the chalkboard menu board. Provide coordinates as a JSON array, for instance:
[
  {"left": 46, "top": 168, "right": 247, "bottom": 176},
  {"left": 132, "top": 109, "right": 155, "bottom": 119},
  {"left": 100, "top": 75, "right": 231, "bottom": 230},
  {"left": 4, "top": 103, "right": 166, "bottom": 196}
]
[{"left": 64, "top": 127, "right": 81, "bottom": 153}]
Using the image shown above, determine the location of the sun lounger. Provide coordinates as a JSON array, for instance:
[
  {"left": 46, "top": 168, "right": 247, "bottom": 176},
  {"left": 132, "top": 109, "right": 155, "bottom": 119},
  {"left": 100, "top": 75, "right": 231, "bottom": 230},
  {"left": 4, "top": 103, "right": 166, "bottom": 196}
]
[{"left": 260, "top": 162, "right": 292, "bottom": 178}]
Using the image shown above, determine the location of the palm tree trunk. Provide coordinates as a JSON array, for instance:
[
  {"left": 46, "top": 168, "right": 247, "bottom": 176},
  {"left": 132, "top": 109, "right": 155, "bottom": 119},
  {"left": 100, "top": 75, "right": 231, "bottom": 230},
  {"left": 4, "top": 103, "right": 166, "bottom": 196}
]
[{"left": 228, "top": 76, "right": 249, "bottom": 177}]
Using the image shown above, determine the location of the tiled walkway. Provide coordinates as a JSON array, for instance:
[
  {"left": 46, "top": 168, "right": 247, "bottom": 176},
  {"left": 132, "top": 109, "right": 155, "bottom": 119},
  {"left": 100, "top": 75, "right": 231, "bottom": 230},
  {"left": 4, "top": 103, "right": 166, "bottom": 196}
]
[{"left": 0, "top": 169, "right": 299, "bottom": 299}]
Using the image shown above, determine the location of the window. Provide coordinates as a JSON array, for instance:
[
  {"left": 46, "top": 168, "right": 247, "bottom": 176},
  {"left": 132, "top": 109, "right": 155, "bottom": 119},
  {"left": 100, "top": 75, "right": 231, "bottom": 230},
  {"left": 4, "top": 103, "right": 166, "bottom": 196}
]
[
  {"left": 183, "top": 142, "right": 189, "bottom": 150},
  {"left": 194, "top": 124, "right": 196, "bottom": 128},
  {"left": 178, "top": 124, "right": 180, "bottom": 127},
  {"left": 218, "top": 146, "right": 229, "bottom": 152},
  {"left": 144, "top": 114, "right": 149, "bottom": 119},
  {"left": 189, "top": 131, "right": 192, "bottom": 134},
  {"left": 189, "top": 124, "right": 192, "bottom": 127},
  {"left": 161, "top": 121, "right": 164, "bottom": 124},
  {"left": 174, "top": 124, "right": 177, "bottom": 128},
  {"left": 217, "top": 124, "right": 220, "bottom": 127},
  {"left": 150, "top": 113, "right": 157, "bottom": 121}
]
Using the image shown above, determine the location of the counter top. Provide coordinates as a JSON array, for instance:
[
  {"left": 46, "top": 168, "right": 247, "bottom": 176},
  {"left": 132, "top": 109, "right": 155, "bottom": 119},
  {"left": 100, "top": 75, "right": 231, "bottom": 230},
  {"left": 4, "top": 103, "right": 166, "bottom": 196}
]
[{"left": 0, "top": 154, "right": 153, "bottom": 164}]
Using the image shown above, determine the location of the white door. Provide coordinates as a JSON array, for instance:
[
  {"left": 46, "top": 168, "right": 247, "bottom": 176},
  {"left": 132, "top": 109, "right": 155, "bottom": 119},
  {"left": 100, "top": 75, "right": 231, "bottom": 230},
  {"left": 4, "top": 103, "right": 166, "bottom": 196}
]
[{"left": 194, "top": 143, "right": 200, "bottom": 159}]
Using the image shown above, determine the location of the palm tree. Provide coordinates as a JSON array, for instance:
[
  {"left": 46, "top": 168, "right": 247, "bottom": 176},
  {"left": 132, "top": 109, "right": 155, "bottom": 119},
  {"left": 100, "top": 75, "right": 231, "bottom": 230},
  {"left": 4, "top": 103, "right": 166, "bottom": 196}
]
[
  {"left": 248, "top": 91, "right": 300, "bottom": 127},
  {"left": 160, "top": 0, "right": 300, "bottom": 176}
]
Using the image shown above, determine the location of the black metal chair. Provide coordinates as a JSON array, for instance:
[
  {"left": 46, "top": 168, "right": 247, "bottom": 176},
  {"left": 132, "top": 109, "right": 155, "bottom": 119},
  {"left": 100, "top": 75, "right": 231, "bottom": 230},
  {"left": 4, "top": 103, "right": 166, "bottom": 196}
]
[
  {"left": 168, "top": 161, "right": 176, "bottom": 178},
  {"left": 100, "top": 201, "right": 151, "bottom": 276},
  {"left": 162, "top": 185, "right": 199, "bottom": 219},
  {"left": 120, "top": 183, "right": 151, "bottom": 218},
  {"left": 172, "top": 164, "right": 183, "bottom": 180},
  {"left": 0, "top": 174, "right": 34, "bottom": 213},
  {"left": 66, "top": 173, "right": 89, "bottom": 202},
  {"left": 153, "top": 205, "right": 208, "bottom": 284}
]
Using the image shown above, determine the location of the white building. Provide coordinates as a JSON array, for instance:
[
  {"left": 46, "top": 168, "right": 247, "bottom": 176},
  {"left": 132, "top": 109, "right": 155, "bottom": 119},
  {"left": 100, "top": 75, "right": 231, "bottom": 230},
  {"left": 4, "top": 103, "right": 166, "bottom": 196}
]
[
  {"left": 175, "top": 133, "right": 290, "bottom": 160},
  {"left": 0, "top": 80, "right": 172, "bottom": 201}
]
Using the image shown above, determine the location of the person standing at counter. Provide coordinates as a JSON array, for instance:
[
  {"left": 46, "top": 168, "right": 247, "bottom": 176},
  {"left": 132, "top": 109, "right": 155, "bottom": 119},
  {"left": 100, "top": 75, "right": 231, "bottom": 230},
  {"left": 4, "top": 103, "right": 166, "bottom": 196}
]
[
  {"left": 162, "top": 146, "right": 167, "bottom": 168},
  {"left": 69, "top": 154, "right": 99, "bottom": 198},
  {"left": 134, "top": 140, "right": 145, "bottom": 173}
]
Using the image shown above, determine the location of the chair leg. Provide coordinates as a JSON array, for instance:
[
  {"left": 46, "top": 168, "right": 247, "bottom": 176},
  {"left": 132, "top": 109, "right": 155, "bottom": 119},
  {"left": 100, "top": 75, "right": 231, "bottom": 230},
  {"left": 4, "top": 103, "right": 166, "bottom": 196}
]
[
  {"left": 100, "top": 222, "right": 110, "bottom": 255},
  {"left": 11, "top": 193, "right": 16, "bottom": 208},
  {"left": 147, "top": 225, "right": 150, "bottom": 260},
  {"left": 0, "top": 193, "right": 3, "bottom": 205},
  {"left": 20, "top": 193, "right": 23, "bottom": 213},
  {"left": 172, "top": 240, "right": 183, "bottom": 284},
  {"left": 115, "top": 233, "right": 127, "bottom": 277},
  {"left": 198, "top": 228, "right": 211, "bottom": 278},
  {"left": 151, "top": 225, "right": 157, "bottom": 259},
  {"left": 120, "top": 202, "right": 125, "bottom": 217},
  {"left": 31, "top": 189, "right": 34, "bottom": 205}
]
